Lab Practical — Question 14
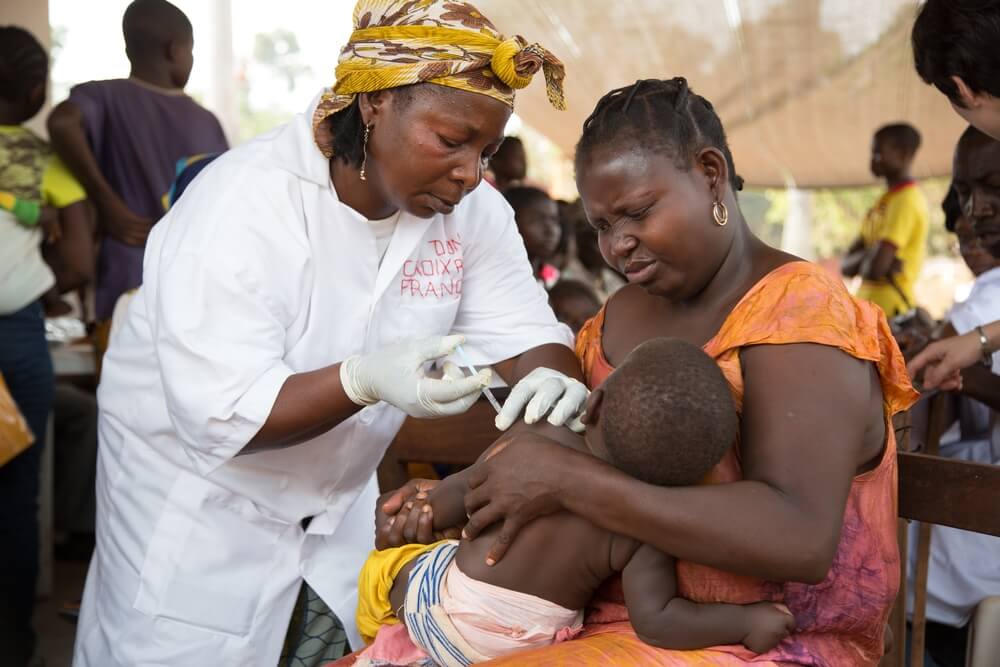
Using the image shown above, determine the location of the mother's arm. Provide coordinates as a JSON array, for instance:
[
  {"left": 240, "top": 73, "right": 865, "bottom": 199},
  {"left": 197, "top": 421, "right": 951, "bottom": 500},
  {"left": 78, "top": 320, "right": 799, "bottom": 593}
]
[{"left": 464, "top": 343, "right": 876, "bottom": 583}]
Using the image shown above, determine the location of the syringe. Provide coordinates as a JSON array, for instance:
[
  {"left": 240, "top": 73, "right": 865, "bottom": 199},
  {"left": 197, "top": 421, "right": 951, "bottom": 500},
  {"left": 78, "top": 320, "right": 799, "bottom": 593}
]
[{"left": 454, "top": 344, "right": 503, "bottom": 415}]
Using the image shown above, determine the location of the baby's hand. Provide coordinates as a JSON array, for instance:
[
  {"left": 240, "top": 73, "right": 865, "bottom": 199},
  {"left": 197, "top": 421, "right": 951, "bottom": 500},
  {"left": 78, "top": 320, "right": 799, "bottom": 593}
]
[
  {"left": 741, "top": 602, "right": 795, "bottom": 654},
  {"left": 376, "top": 480, "right": 436, "bottom": 548}
]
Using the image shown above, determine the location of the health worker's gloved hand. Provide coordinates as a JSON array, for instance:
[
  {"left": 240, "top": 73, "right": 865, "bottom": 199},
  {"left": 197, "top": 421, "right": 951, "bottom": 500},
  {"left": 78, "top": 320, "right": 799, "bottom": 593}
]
[
  {"left": 340, "top": 335, "right": 490, "bottom": 419},
  {"left": 495, "top": 367, "right": 588, "bottom": 433}
]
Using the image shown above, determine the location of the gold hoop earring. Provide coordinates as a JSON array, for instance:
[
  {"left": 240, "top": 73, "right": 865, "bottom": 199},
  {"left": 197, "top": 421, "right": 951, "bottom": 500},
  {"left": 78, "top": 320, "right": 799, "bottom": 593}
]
[
  {"left": 359, "top": 123, "right": 371, "bottom": 181},
  {"left": 712, "top": 200, "right": 729, "bottom": 226}
]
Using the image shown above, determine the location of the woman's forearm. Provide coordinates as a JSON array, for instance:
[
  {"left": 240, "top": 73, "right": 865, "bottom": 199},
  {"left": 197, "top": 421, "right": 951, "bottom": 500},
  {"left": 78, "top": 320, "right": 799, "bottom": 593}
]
[
  {"left": 244, "top": 364, "right": 361, "bottom": 453},
  {"left": 561, "top": 458, "right": 836, "bottom": 583},
  {"left": 494, "top": 342, "right": 583, "bottom": 384}
]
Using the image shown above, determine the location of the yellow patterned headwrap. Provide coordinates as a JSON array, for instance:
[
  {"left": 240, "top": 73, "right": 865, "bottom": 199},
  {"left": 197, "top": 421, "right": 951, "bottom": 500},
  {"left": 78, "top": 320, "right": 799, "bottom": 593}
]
[{"left": 313, "top": 0, "right": 566, "bottom": 157}]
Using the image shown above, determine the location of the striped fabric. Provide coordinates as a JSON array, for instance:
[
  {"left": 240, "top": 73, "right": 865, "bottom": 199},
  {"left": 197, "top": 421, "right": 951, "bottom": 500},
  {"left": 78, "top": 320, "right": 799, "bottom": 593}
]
[{"left": 402, "top": 541, "right": 488, "bottom": 667}]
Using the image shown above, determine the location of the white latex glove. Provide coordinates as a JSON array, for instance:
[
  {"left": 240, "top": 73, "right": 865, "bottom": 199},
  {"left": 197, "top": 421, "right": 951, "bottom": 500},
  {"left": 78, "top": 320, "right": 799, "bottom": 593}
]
[
  {"left": 340, "top": 335, "right": 491, "bottom": 418},
  {"left": 495, "top": 367, "right": 589, "bottom": 433}
]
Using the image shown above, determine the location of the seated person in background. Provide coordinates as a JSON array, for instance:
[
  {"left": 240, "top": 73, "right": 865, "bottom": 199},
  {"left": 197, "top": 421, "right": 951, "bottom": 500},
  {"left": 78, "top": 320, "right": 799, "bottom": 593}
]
[
  {"left": 894, "top": 183, "right": 1000, "bottom": 362},
  {"left": 486, "top": 136, "right": 526, "bottom": 192},
  {"left": 353, "top": 338, "right": 795, "bottom": 667},
  {"left": 548, "top": 279, "right": 601, "bottom": 335},
  {"left": 842, "top": 123, "right": 929, "bottom": 317},
  {"left": 503, "top": 186, "right": 562, "bottom": 287},
  {"left": 896, "top": 131, "right": 1000, "bottom": 667},
  {"left": 559, "top": 198, "right": 626, "bottom": 300}
]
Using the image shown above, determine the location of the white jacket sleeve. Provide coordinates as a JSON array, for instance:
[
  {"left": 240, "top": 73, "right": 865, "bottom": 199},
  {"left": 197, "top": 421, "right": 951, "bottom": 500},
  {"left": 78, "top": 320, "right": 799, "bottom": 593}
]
[
  {"left": 145, "top": 158, "right": 310, "bottom": 475},
  {"left": 452, "top": 187, "right": 573, "bottom": 365},
  {"left": 152, "top": 250, "right": 300, "bottom": 474}
]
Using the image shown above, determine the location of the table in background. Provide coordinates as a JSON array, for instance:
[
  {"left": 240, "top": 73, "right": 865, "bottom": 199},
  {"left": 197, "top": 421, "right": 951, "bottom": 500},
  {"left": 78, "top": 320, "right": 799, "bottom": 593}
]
[{"left": 38, "top": 341, "right": 96, "bottom": 597}]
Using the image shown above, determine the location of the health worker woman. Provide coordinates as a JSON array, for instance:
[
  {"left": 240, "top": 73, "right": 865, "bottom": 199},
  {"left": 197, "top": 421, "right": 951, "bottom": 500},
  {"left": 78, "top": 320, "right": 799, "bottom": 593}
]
[{"left": 73, "top": 2, "right": 584, "bottom": 665}]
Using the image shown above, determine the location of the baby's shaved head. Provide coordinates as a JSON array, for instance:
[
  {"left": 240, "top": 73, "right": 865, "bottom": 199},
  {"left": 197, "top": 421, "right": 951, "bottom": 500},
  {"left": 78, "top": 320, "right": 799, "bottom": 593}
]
[{"left": 599, "top": 338, "right": 737, "bottom": 486}]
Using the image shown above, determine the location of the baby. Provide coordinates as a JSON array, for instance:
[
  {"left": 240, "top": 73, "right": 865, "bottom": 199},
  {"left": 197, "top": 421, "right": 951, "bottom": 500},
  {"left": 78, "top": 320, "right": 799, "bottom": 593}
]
[{"left": 355, "top": 338, "right": 795, "bottom": 666}]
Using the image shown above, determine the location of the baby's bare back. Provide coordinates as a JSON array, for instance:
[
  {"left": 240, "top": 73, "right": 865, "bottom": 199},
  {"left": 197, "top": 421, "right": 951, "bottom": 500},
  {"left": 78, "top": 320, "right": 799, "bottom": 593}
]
[{"left": 454, "top": 509, "right": 623, "bottom": 611}]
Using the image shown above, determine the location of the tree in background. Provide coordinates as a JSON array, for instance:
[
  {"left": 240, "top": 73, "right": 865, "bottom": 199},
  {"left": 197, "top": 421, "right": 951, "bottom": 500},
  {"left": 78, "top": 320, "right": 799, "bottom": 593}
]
[{"left": 253, "top": 30, "right": 308, "bottom": 92}]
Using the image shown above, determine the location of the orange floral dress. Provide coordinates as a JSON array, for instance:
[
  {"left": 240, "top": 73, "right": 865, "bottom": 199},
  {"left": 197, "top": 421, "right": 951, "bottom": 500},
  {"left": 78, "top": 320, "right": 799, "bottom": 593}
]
[{"left": 483, "top": 261, "right": 918, "bottom": 666}]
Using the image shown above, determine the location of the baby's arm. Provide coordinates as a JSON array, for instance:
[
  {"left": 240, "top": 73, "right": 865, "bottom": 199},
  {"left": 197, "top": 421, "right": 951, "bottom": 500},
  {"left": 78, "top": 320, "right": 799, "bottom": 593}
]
[
  {"left": 377, "top": 432, "right": 525, "bottom": 545},
  {"left": 620, "top": 542, "right": 795, "bottom": 653}
]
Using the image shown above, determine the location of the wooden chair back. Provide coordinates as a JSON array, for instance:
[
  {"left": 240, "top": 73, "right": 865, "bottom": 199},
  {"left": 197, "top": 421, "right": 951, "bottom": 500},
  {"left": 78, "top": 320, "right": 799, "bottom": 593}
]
[{"left": 883, "top": 398, "right": 1000, "bottom": 667}]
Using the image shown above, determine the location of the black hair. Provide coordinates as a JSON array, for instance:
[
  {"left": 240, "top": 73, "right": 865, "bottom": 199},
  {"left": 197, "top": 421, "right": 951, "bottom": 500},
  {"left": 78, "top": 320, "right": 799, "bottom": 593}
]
[
  {"left": 942, "top": 184, "right": 962, "bottom": 233},
  {"left": 493, "top": 135, "right": 523, "bottom": 158},
  {"left": 875, "top": 123, "right": 922, "bottom": 156},
  {"left": 122, "top": 0, "right": 193, "bottom": 62},
  {"left": 600, "top": 338, "right": 737, "bottom": 487},
  {"left": 0, "top": 26, "right": 48, "bottom": 104},
  {"left": 548, "top": 279, "right": 602, "bottom": 332},
  {"left": 490, "top": 135, "right": 526, "bottom": 184},
  {"left": 912, "top": 0, "right": 1000, "bottom": 106},
  {"left": 575, "top": 77, "right": 744, "bottom": 193},
  {"left": 324, "top": 84, "right": 439, "bottom": 168},
  {"left": 548, "top": 279, "right": 600, "bottom": 308},
  {"left": 503, "top": 185, "right": 552, "bottom": 215}
]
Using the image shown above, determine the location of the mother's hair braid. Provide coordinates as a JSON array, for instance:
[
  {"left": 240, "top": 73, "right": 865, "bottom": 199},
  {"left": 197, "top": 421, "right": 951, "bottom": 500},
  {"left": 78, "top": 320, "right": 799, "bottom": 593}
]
[{"left": 576, "top": 77, "right": 744, "bottom": 192}]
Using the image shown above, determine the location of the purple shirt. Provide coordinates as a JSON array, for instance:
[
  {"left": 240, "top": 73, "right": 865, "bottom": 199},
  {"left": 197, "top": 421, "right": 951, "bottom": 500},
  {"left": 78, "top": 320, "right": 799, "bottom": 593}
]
[{"left": 69, "top": 78, "right": 229, "bottom": 319}]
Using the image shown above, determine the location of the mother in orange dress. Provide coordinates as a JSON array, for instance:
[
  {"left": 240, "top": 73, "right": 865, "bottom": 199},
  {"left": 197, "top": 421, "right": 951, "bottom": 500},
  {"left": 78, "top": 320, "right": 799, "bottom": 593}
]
[{"left": 375, "top": 78, "right": 917, "bottom": 666}]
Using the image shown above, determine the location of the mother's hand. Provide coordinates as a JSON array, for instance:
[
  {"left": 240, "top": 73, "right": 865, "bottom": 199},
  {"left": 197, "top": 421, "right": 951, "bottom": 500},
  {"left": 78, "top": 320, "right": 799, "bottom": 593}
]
[{"left": 463, "top": 434, "right": 598, "bottom": 565}]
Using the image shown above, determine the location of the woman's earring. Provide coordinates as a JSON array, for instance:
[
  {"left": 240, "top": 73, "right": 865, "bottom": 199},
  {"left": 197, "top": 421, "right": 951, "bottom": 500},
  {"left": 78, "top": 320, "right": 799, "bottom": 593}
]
[
  {"left": 360, "top": 123, "right": 372, "bottom": 181},
  {"left": 712, "top": 200, "right": 729, "bottom": 226}
]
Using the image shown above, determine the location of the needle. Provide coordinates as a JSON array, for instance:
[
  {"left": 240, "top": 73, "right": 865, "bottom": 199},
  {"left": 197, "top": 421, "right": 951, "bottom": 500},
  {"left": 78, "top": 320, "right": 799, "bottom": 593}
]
[{"left": 454, "top": 344, "right": 503, "bottom": 414}]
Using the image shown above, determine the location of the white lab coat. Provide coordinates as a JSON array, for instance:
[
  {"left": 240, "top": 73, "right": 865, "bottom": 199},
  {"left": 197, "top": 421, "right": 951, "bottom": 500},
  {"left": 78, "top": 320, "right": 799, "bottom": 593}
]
[{"left": 74, "top": 98, "right": 572, "bottom": 666}]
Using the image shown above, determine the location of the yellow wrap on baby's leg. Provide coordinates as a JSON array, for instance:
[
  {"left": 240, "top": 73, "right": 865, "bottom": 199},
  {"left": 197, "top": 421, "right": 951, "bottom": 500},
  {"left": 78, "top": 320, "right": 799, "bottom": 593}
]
[{"left": 355, "top": 541, "right": 447, "bottom": 644}]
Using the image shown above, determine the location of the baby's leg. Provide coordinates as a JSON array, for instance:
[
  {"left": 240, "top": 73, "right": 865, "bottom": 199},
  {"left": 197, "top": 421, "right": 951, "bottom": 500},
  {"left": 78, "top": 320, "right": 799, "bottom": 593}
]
[{"left": 388, "top": 560, "right": 418, "bottom": 624}]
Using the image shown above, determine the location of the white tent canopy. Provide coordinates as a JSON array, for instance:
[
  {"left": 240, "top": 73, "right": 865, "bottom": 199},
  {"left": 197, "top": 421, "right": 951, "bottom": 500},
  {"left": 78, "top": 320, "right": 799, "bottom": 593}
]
[{"left": 481, "top": 0, "right": 967, "bottom": 188}]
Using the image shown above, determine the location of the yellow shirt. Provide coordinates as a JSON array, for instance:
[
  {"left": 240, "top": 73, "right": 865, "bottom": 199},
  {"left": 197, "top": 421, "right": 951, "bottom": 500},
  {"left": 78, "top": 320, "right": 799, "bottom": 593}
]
[
  {"left": 0, "top": 125, "right": 86, "bottom": 207},
  {"left": 0, "top": 125, "right": 87, "bottom": 314},
  {"left": 856, "top": 182, "right": 929, "bottom": 317}
]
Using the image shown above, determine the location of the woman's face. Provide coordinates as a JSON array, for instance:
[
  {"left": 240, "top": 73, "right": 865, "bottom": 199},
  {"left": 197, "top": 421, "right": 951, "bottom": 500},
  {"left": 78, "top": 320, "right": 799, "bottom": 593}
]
[
  {"left": 576, "top": 144, "right": 732, "bottom": 300},
  {"left": 362, "top": 85, "right": 510, "bottom": 218}
]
